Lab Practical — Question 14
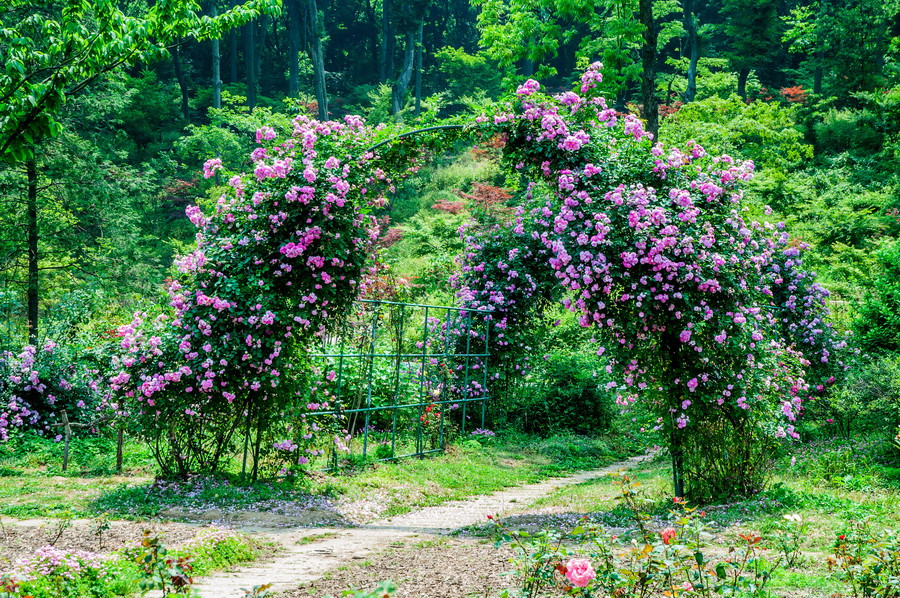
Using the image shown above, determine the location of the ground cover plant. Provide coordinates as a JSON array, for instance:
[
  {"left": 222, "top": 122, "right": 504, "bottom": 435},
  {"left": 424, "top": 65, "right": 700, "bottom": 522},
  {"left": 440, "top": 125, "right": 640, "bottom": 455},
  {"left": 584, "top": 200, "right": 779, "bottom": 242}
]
[{"left": 0, "top": 526, "right": 261, "bottom": 598}]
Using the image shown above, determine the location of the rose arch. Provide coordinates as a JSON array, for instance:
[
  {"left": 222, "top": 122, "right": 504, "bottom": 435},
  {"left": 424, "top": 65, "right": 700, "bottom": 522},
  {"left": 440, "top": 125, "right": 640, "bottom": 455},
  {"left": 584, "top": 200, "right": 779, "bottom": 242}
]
[{"left": 110, "top": 64, "right": 852, "bottom": 495}]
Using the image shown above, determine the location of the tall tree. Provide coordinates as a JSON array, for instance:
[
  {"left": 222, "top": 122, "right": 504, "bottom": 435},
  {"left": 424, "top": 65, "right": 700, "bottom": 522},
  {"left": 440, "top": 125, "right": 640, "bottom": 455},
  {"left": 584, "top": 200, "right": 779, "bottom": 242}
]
[
  {"left": 414, "top": 20, "right": 424, "bottom": 116},
  {"left": 392, "top": 30, "right": 416, "bottom": 114},
  {"left": 0, "top": 0, "right": 278, "bottom": 162},
  {"left": 718, "top": 0, "right": 781, "bottom": 99},
  {"left": 212, "top": 2, "right": 223, "bottom": 109},
  {"left": 307, "top": 0, "right": 329, "bottom": 119},
  {"left": 172, "top": 44, "right": 191, "bottom": 122},
  {"left": 639, "top": 0, "right": 658, "bottom": 138},
  {"left": 381, "top": 0, "right": 395, "bottom": 83},
  {"left": 229, "top": 0, "right": 240, "bottom": 83},
  {"left": 287, "top": 0, "right": 301, "bottom": 96},
  {"left": 682, "top": 0, "right": 699, "bottom": 102},
  {"left": 245, "top": 20, "right": 258, "bottom": 108}
]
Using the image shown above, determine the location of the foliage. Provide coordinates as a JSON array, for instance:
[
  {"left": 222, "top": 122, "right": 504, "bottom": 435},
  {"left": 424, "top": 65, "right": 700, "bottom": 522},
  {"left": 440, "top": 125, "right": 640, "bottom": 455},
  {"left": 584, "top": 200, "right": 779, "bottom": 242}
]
[
  {"left": 433, "top": 47, "right": 506, "bottom": 101},
  {"left": 175, "top": 527, "right": 258, "bottom": 576},
  {"left": 0, "top": 525, "right": 260, "bottom": 598},
  {"left": 0, "top": 0, "right": 279, "bottom": 162},
  {"left": 0, "top": 546, "right": 114, "bottom": 598},
  {"left": 855, "top": 240, "right": 900, "bottom": 353},
  {"left": 660, "top": 95, "right": 813, "bottom": 172},
  {"left": 509, "top": 351, "right": 617, "bottom": 436},
  {"left": 829, "top": 519, "right": 900, "bottom": 598},
  {"left": 824, "top": 356, "right": 900, "bottom": 443},
  {"left": 132, "top": 531, "right": 195, "bottom": 595}
]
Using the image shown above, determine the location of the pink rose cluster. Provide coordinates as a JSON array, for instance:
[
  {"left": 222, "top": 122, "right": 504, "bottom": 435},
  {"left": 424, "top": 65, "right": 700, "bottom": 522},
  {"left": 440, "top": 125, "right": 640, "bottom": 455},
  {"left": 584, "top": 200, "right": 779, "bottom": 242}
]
[
  {"left": 109, "top": 112, "right": 433, "bottom": 474},
  {"left": 454, "top": 63, "right": 851, "bottom": 436}
]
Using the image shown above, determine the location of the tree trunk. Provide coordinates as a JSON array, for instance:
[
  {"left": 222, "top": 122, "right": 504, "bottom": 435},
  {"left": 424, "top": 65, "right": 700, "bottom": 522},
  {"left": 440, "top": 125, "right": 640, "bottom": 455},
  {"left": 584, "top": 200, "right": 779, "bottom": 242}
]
[
  {"left": 414, "top": 21, "right": 424, "bottom": 116},
  {"left": 307, "top": 0, "right": 328, "bottom": 120},
  {"left": 813, "top": 0, "right": 827, "bottom": 95},
  {"left": 682, "top": 0, "right": 699, "bottom": 103},
  {"left": 116, "top": 425, "right": 124, "bottom": 473},
  {"left": 288, "top": 0, "right": 301, "bottom": 96},
  {"left": 737, "top": 66, "right": 749, "bottom": 100},
  {"left": 380, "top": 0, "right": 394, "bottom": 84},
  {"left": 245, "top": 20, "right": 257, "bottom": 108},
  {"left": 172, "top": 45, "right": 191, "bottom": 122},
  {"left": 26, "top": 157, "right": 38, "bottom": 344},
  {"left": 391, "top": 30, "right": 415, "bottom": 115},
  {"left": 671, "top": 425, "right": 685, "bottom": 498},
  {"left": 229, "top": 0, "right": 238, "bottom": 83},
  {"left": 257, "top": 14, "right": 268, "bottom": 87},
  {"left": 366, "top": 0, "right": 379, "bottom": 81},
  {"left": 639, "top": 0, "right": 658, "bottom": 138},
  {"left": 211, "top": 1, "right": 222, "bottom": 109},
  {"left": 61, "top": 410, "right": 71, "bottom": 472}
]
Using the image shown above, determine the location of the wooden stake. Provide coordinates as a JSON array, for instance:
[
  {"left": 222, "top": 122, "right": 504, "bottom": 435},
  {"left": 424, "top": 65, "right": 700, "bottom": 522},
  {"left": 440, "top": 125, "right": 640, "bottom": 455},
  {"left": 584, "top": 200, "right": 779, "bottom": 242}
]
[{"left": 61, "top": 410, "right": 71, "bottom": 472}]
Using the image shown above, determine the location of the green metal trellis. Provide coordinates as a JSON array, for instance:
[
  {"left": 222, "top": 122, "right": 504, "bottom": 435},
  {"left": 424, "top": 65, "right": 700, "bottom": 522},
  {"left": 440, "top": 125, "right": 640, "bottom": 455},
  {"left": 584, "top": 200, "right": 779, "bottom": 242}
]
[{"left": 310, "top": 299, "right": 492, "bottom": 467}]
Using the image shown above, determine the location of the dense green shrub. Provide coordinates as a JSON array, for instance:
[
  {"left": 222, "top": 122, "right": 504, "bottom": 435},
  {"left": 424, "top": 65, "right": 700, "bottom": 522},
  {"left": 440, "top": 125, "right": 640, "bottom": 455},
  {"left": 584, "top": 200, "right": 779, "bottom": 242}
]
[
  {"left": 855, "top": 240, "right": 900, "bottom": 353},
  {"left": 812, "top": 109, "right": 883, "bottom": 155},
  {"left": 660, "top": 95, "right": 813, "bottom": 172},
  {"left": 509, "top": 352, "right": 616, "bottom": 436},
  {"left": 825, "top": 355, "right": 900, "bottom": 445},
  {"left": 433, "top": 47, "right": 506, "bottom": 101}
]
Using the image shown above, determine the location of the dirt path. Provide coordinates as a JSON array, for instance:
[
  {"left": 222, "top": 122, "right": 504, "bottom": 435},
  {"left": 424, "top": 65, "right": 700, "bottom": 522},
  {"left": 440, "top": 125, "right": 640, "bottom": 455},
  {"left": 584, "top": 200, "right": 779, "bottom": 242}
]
[{"left": 194, "top": 456, "right": 644, "bottom": 597}]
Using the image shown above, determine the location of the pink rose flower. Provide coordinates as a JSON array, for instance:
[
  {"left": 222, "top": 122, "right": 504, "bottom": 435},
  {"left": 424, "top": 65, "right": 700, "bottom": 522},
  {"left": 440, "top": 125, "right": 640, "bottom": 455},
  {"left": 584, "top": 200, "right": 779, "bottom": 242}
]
[{"left": 563, "top": 558, "right": 595, "bottom": 588}]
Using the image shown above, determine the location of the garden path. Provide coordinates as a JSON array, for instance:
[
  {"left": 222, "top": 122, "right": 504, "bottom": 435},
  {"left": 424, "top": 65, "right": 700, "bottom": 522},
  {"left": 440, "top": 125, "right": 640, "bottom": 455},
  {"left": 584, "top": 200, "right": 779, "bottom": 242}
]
[{"left": 193, "top": 456, "right": 645, "bottom": 597}]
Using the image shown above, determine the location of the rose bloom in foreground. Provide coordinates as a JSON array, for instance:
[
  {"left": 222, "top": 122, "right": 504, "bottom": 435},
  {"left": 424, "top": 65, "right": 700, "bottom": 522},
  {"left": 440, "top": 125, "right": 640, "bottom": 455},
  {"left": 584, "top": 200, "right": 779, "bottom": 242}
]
[{"left": 564, "top": 558, "right": 596, "bottom": 588}]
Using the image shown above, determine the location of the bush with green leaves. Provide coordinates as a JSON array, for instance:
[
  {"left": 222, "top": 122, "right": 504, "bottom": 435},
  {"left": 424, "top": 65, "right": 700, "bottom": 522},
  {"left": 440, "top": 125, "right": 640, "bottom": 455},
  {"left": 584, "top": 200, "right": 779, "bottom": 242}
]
[
  {"left": 509, "top": 351, "right": 617, "bottom": 436},
  {"left": 830, "top": 519, "right": 900, "bottom": 598},
  {"left": 855, "top": 240, "right": 900, "bottom": 353},
  {"left": 822, "top": 355, "right": 900, "bottom": 446},
  {"left": 433, "top": 46, "right": 506, "bottom": 102},
  {"left": 491, "top": 474, "right": 784, "bottom": 597},
  {"left": 660, "top": 95, "right": 813, "bottom": 173},
  {"left": 0, "top": 339, "right": 109, "bottom": 442}
]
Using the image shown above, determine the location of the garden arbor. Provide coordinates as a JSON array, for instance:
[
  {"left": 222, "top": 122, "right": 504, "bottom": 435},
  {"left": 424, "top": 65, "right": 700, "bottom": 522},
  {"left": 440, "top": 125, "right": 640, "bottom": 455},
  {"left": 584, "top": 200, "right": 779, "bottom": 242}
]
[{"left": 108, "top": 65, "right": 849, "bottom": 494}]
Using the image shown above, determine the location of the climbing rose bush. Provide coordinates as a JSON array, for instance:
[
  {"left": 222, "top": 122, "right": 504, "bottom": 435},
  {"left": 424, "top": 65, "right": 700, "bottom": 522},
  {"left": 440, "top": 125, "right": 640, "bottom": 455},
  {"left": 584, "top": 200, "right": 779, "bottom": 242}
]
[
  {"left": 455, "top": 64, "right": 852, "bottom": 494},
  {"left": 0, "top": 340, "right": 108, "bottom": 442},
  {"left": 109, "top": 115, "right": 431, "bottom": 476}
]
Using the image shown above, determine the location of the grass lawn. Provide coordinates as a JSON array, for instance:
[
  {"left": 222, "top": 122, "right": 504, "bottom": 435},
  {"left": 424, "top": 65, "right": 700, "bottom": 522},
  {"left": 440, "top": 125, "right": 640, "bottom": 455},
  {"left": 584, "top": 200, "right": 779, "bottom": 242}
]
[{"left": 0, "top": 431, "right": 641, "bottom": 521}]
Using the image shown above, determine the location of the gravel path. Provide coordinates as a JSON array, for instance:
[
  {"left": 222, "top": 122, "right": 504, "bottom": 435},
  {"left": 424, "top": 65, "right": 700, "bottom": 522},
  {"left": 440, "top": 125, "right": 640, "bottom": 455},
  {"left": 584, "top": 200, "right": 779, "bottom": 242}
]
[{"left": 194, "top": 457, "right": 644, "bottom": 597}]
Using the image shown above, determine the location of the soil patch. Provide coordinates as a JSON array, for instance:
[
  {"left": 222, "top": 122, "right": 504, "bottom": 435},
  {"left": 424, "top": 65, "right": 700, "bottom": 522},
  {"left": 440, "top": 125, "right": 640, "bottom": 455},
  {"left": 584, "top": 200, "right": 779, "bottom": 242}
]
[
  {"left": 158, "top": 506, "right": 346, "bottom": 528},
  {"left": 285, "top": 537, "right": 516, "bottom": 598},
  {"left": 0, "top": 518, "right": 199, "bottom": 567}
]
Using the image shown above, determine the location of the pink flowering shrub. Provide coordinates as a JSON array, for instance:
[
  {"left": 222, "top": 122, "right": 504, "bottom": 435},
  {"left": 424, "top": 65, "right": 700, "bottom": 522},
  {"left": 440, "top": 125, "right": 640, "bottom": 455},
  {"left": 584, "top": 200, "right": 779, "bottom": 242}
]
[
  {"left": 456, "top": 66, "right": 853, "bottom": 496},
  {"left": 109, "top": 115, "right": 435, "bottom": 477},
  {"left": 0, "top": 340, "right": 109, "bottom": 442},
  {"left": 2, "top": 545, "right": 112, "bottom": 598}
]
